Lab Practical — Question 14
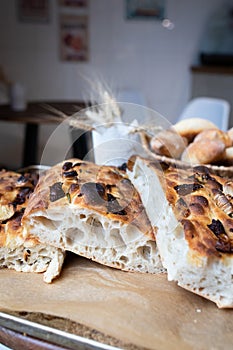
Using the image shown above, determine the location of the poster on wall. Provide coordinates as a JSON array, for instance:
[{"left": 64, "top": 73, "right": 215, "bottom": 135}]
[
  {"left": 59, "top": 0, "right": 88, "bottom": 8},
  {"left": 60, "top": 15, "right": 88, "bottom": 61},
  {"left": 126, "top": 0, "right": 165, "bottom": 20},
  {"left": 17, "top": 0, "right": 50, "bottom": 23}
]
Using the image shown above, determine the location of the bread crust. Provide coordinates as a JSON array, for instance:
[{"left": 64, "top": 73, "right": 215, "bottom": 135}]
[
  {"left": 164, "top": 166, "right": 233, "bottom": 257},
  {"left": 24, "top": 159, "right": 154, "bottom": 240},
  {"left": 0, "top": 170, "right": 36, "bottom": 247},
  {"left": 181, "top": 140, "right": 225, "bottom": 164},
  {"left": 223, "top": 147, "right": 233, "bottom": 166},
  {"left": 174, "top": 118, "right": 218, "bottom": 142},
  {"left": 127, "top": 156, "right": 233, "bottom": 307},
  {"left": 150, "top": 129, "right": 188, "bottom": 159},
  {"left": 0, "top": 169, "right": 65, "bottom": 282},
  {"left": 22, "top": 159, "right": 165, "bottom": 274},
  {"left": 227, "top": 127, "right": 233, "bottom": 144},
  {"left": 194, "top": 128, "right": 232, "bottom": 147}
]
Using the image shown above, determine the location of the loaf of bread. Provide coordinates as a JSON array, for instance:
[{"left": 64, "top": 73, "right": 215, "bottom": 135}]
[
  {"left": 150, "top": 128, "right": 188, "bottom": 159},
  {"left": 0, "top": 170, "right": 65, "bottom": 283},
  {"left": 127, "top": 156, "right": 233, "bottom": 308},
  {"left": 227, "top": 127, "right": 233, "bottom": 144},
  {"left": 173, "top": 118, "right": 218, "bottom": 142},
  {"left": 223, "top": 147, "right": 233, "bottom": 166},
  {"left": 148, "top": 118, "right": 233, "bottom": 168},
  {"left": 181, "top": 140, "right": 226, "bottom": 164},
  {"left": 22, "top": 159, "right": 164, "bottom": 274},
  {"left": 193, "top": 128, "right": 232, "bottom": 147}
]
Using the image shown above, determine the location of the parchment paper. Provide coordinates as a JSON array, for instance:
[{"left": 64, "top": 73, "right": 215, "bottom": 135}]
[{"left": 0, "top": 254, "right": 233, "bottom": 350}]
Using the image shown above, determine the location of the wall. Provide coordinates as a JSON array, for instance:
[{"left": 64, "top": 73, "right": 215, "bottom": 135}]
[
  {"left": 0, "top": 0, "right": 227, "bottom": 168},
  {"left": 191, "top": 70, "right": 233, "bottom": 127}
]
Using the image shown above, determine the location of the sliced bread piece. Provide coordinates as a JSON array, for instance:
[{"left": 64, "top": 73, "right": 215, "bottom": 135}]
[
  {"left": 0, "top": 170, "right": 65, "bottom": 283},
  {"left": 127, "top": 156, "right": 233, "bottom": 308},
  {"left": 22, "top": 159, "right": 164, "bottom": 274}
]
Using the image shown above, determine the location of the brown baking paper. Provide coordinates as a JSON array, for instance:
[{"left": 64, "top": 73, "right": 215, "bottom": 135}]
[{"left": 0, "top": 254, "right": 233, "bottom": 350}]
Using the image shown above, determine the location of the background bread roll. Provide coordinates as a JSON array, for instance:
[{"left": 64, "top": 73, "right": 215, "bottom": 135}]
[
  {"left": 181, "top": 139, "right": 225, "bottom": 164},
  {"left": 128, "top": 156, "right": 233, "bottom": 308},
  {"left": 227, "top": 127, "right": 233, "bottom": 145},
  {"left": 223, "top": 147, "right": 233, "bottom": 166},
  {"left": 194, "top": 128, "right": 232, "bottom": 147},
  {"left": 173, "top": 118, "right": 218, "bottom": 142},
  {"left": 150, "top": 129, "right": 188, "bottom": 159}
]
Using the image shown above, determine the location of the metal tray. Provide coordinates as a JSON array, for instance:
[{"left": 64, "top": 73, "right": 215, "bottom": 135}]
[{"left": 0, "top": 312, "right": 121, "bottom": 350}]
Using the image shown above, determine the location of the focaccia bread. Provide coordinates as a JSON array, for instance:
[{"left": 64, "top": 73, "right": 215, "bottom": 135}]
[
  {"left": 0, "top": 170, "right": 65, "bottom": 283},
  {"left": 127, "top": 156, "right": 233, "bottom": 308},
  {"left": 22, "top": 159, "right": 164, "bottom": 274}
]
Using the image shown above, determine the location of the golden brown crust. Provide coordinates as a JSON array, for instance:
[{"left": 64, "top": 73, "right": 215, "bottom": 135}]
[
  {"left": 227, "top": 127, "right": 233, "bottom": 144},
  {"left": 173, "top": 118, "right": 218, "bottom": 142},
  {"left": 0, "top": 170, "right": 38, "bottom": 248},
  {"left": 181, "top": 140, "right": 226, "bottom": 165},
  {"left": 150, "top": 129, "right": 188, "bottom": 159},
  {"left": 194, "top": 128, "right": 232, "bottom": 147},
  {"left": 167, "top": 165, "right": 233, "bottom": 257},
  {"left": 223, "top": 147, "right": 233, "bottom": 166},
  {"left": 24, "top": 159, "right": 155, "bottom": 240},
  {"left": 133, "top": 157, "right": 233, "bottom": 258}
]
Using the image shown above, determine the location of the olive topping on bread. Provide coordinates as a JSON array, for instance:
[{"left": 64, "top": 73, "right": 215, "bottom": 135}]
[
  {"left": 127, "top": 156, "right": 233, "bottom": 308},
  {"left": 22, "top": 159, "right": 164, "bottom": 274},
  {"left": 0, "top": 170, "right": 65, "bottom": 283}
]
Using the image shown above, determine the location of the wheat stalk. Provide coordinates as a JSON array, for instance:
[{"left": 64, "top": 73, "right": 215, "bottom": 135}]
[
  {"left": 41, "top": 77, "right": 162, "bottom": 139},
  {"left": 41, "top": 79, "right": 122, "bottom": 130},
  {"left": 40, "top": 103, "right": 95, "bottom": 131}
]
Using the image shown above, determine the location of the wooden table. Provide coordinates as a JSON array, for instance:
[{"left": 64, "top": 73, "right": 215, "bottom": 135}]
[
  {"left": 0, "top": 101, "right": 89, "bottom": 167},
  {"left": 191, "top": 65, "right": 233, "bottom": 75}
]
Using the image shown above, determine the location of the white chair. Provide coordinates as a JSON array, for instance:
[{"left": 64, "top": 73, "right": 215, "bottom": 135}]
[{"left": 178, "top": 97, "right": 230, "bottom": 131}]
